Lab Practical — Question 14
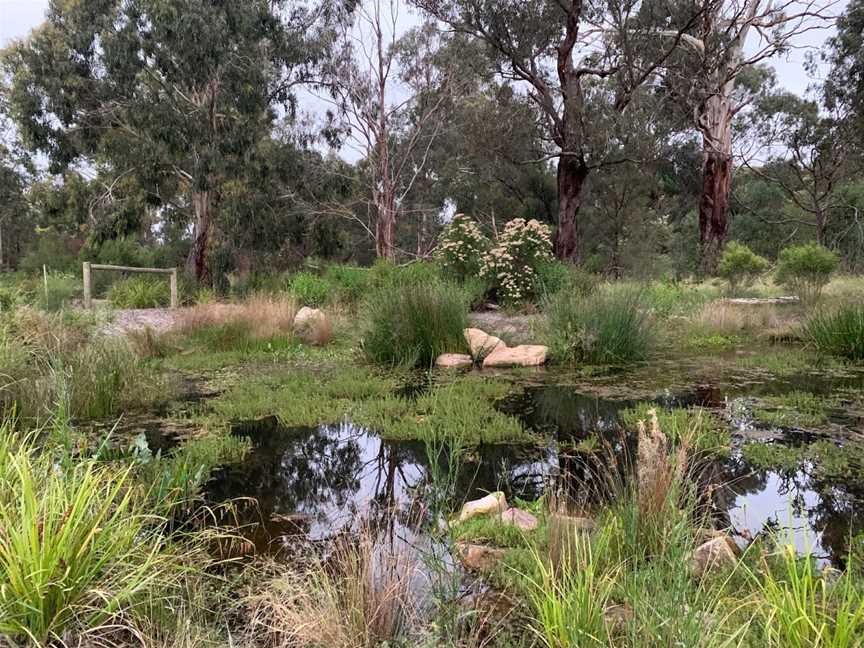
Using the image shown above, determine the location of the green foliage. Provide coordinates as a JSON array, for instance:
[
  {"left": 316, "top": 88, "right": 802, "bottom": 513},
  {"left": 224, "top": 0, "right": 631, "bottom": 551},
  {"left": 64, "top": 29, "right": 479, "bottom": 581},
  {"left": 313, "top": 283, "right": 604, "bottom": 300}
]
[
  {"left": 718, "top": 241, "right": 769, "bottom": 294},
  {"left": 289, "top": 271, "right": 332, "bottom": 307},
  {"left": 323, "top": 264, "right": 369, "bottom": 305},
  {"left": 545, "top": 287, "right": 653, "bottom": 364},
  {"left": 434, "top": 213, "right": 490, "bottom": 280},
  {"left": 362, "top": 279, "right": 468, "bottom": 367},
  {"left": 748, "top": 545, "right": 864, "bottom": 647},
  {"left": 620, "top": 403, "right": 729, "bottom": 453},
  {"left": 481, "top": 218, "right": 554, "bottom": 305},
  {"left": 752, "top": 391, "right": 835, "bottom": 428},
  {"left": 18, "top": 231, "right": 78, "bottom": 274},
  {"left": 806, "top": 303, "right": 864, "bottom": 360},
  {"left": 107, "top": 276, "right": 171, "bottom": 309},
  {"left": 776, "top": 243, "right": 839, "bottom": 304},
  {"left": 0, "top": 423, "right": 191, "bottom": 644}
]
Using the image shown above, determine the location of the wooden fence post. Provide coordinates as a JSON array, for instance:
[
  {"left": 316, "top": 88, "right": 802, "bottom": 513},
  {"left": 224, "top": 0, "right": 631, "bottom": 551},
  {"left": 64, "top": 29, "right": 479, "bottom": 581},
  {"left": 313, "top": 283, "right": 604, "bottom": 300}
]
[
  {"left": 170, "top": 269, "right": 179, "bottom": 309},
  {"left": 83, "top": 262, "right": 92, "bottom": 309}
]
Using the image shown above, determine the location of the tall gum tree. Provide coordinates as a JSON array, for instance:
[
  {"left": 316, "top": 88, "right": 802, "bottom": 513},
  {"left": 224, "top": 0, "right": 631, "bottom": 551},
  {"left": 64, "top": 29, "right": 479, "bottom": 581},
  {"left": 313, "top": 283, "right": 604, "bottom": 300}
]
[
  {"left": 662, "top": 0, "right": 834, "bottom": 272},
  {"left": 2, "top": 0, "right": 334, "bottom": 281},
  {"left": 412, "top": 0, "right": 704, "bottom": 261}
]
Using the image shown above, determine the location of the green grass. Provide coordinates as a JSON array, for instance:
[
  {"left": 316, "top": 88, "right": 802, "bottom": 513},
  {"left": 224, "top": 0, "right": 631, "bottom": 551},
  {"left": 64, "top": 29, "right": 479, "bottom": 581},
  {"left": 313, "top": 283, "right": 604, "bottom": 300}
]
[
  {"left": 545, "top": 286, "right": 654, "bottom": 365},
  {"left": 0, "top": 421, "right": 194, "bottom": 644},
  {"left": 107, "top": 275, "right": 171, "bottom": 309},
  {"left": 619, "top": 403, "right": 729, "bottom": 454},
  {"left": 362, "top": 279, "right": 469, "bottom": 368},
  {"left": 807, "top": 304, "right": 864, "bottom": 361},
  {"left": 742, "top": 439, "right": 864, "bottom": 481},
  {"left": 752, "top": 391, "right": 836, "bottom": 428}
]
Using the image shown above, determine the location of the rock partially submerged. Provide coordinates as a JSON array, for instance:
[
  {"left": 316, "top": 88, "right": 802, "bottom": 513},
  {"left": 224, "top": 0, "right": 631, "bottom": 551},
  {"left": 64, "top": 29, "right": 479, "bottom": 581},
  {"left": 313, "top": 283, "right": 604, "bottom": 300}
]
[
  {"left": 435, "top": 353, "right": 474, "bottom": 368},
  {"left": 464, "top": 327, "right": 504, "bottom": 360},
  {"left": 457, "top": 492, "right": 508, "bottom": 522},
  {"left": 483, "top": 344, "right": 548, "bottom": 368}
]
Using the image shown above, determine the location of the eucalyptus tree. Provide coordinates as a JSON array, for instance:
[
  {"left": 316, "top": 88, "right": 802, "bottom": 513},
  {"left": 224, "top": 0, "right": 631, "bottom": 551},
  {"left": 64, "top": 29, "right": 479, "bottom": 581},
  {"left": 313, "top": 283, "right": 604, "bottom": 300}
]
[
  {"left": 2, "top": 0, "right": 335, "bottom": 281},
  {"left": 411, "top": 0, "right": 704, "bottom": 262},
  {"left": 659, "top": 0, "right": 835, "bottom": 272}
]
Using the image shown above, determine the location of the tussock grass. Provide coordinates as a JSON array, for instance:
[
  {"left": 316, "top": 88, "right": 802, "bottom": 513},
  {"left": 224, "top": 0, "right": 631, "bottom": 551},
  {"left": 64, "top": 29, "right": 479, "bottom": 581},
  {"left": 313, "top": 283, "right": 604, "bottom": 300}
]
[
  {"left": 0, "top": 420, "right": 196, "bottom": 645},
  {"left": 362, "top": 280, "right": 468, "bottom": 367},
  {"left": 806, "top": 303, "right": 864, "bottom": 361},
  {"left": 108, "top": 275, "right": 172, "bottom": 309},
  {"left": 545, "top": 287, "right": 653, "bottom": 365},
  {"left": 694, "top": 300, "right": 782, "bottom": 334},
  {"left": 177, "top": 294, "right": 298, "bottom": 343}
]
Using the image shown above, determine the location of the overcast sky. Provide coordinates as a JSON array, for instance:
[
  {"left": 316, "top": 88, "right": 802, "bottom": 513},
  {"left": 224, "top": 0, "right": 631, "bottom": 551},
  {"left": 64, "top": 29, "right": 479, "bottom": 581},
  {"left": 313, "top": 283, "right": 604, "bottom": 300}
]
[{"left": 0, "top": 0, "right": 843, "bottom": 107}]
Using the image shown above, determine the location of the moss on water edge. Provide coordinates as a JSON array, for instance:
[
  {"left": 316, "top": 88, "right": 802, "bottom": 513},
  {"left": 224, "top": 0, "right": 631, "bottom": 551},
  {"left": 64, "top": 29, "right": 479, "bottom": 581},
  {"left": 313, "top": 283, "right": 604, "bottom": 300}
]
[
  {"left": 751, "top": 391, "right": 837, "bottom": 428},
  {"left": 742, "top": 439, "right": 864, "bottom": 481}
]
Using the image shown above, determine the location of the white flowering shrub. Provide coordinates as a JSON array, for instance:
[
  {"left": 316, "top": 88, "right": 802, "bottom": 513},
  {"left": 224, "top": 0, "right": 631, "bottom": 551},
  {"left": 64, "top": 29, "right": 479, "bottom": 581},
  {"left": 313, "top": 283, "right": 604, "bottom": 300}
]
[
  {"left": 480, "top": 218, "right": 553, "bottom": 305},
  {"left": 434, "top": 213, "right": 490, "bottom": 279}
]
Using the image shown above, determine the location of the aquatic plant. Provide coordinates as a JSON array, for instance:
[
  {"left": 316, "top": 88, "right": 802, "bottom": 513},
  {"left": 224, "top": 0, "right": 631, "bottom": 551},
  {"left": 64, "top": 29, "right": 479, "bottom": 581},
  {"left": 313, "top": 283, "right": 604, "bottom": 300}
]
[
  {"left": 806, "top": 303, "right": 864, "bottom": 361},
  {"left": 752, "top": 391, "right": 835, "bottom": 428},
  {"left": 362, "top": 279, "right": 468, "bottom": 367},
  {"left": 620, "top": 403, "right": 729, "bottom": 454},
  {"left": 545, "top": 286, "right": 653, "bottom": 365}
]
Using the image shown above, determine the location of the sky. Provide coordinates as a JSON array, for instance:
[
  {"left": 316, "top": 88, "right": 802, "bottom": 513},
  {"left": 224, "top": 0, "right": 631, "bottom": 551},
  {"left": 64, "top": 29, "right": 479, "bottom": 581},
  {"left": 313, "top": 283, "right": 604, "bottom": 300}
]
[{"left": 0, "top": 0, "right": 845, "bottom": 114}]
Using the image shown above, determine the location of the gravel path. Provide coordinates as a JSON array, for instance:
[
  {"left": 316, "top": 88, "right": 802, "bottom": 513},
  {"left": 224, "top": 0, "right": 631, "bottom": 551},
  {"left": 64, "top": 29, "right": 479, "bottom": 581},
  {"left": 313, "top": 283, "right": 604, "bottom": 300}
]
[{"left": 100, "top": 307, "right": 182, "bottom": 336}]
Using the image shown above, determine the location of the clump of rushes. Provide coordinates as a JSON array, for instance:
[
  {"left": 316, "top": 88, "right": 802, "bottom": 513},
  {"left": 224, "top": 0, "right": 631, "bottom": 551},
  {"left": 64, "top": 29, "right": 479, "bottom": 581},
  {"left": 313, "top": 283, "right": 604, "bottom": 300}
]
[
  {"left": 545, "top": 286, "right": 653, "bottom": 365},
  {"left": 362, "top": 279, "right": 468, "bottom": 367},
  {"left": 0, "top": 421, "right": 194, "bottom": 644},
  {"left": 806, "top": 303, "right": 864, "bottom": 361},
  {"left": 107, "top": 275, "right": 171, "bottom": 309}
]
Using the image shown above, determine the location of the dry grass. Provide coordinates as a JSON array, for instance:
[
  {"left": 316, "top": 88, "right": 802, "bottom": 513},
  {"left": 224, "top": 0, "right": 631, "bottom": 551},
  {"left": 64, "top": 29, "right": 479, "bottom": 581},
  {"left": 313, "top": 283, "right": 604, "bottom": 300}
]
[
  {"left": 176, "top": 295, "right": 298, "bottom": 340},
  {"left": 694, "top": 301, "right": 782, "bottom": 334},
  {"left": 242, "top": 528, "right": 419, "bottom": 648},
  {"left": 636, "top": 409, "right": 688, "bottom": 525}
]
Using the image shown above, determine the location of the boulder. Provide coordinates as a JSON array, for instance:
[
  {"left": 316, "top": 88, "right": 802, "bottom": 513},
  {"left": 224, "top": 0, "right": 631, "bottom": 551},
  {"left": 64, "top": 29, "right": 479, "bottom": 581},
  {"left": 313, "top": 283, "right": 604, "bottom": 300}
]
[
  {"left": 457, "top": 491, "right": 508, "bottom": 522},
  {"left": 293, "top": 307, "right": 332, "bottom": 345},
  {"left": 692, "top": 536, "right": 738, "bottom": 579},
  {"left": 482, "top": 344, "right": 548, "bottom": 368},
  {"left": 435, "top": 353, "right": 474, "bottom": 369},
  {"left": 499, "top": 507, "right": 539, "bottom": 531},
  {"left": 463, "top": 328, "right": 504, "bottom": 360},
  {"left": 455, "top": 542, "right": 507, "bottom": 573}
]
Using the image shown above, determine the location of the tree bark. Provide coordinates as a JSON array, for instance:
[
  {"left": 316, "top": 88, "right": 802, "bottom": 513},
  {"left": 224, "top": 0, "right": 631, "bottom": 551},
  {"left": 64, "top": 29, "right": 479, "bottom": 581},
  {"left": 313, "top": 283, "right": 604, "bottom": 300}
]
[
  {"left": 698, "top": 146, "right": 732, "bottom": 274},
  {"left": 375, "top": 194, "right": 397, "bottom": 260},
  {"left": 555, "top": 156, "right": 589, "bottom": 262},
  {"left": 185, "top": 190, "right": 213, "bottom": 283}
]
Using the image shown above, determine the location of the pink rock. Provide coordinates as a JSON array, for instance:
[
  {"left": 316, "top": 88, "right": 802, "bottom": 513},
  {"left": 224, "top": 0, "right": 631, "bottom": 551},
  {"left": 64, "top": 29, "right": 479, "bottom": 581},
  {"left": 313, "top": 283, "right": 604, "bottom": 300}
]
[
  {"left": 500, "top": 507, "right": 539, "bottom": 531},
  {"left": 435, "top": 353, "right": 474, "bottom": 368},
  {"left": 482, "top": 344, "right": 548, "bottom": 368}
]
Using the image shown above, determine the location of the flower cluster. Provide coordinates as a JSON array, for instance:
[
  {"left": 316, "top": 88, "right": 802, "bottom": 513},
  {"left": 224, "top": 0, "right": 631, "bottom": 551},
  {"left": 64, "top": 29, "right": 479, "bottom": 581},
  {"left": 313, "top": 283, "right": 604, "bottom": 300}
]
[
  {"left": 434, "top": 213, "right": 490, "bottom": 279},
  {"left": 480, "top": 219, "right": 553, "bottom": 305}
]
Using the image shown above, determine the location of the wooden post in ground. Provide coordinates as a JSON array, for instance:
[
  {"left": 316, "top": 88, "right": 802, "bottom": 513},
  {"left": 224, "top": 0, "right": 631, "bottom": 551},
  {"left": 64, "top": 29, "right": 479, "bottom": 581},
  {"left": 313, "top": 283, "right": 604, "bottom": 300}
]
[
  {"left": 83, "top": 262, "right": 92, "bottom": 309},
  {"left": 169, "top": 269, "right": 179, "bottom": 309}
]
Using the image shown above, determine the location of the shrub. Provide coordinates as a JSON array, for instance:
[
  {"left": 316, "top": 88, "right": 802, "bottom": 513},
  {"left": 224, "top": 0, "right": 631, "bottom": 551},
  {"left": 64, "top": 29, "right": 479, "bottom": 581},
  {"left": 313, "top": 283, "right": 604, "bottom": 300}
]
[
  {"left": 480, "top": 218, "right": 554, "bottom": 305},
  {"left": 324, "top": 264, "right": 369, "bottom": 305},
  {"left": 362, "top": 280, "right": 468, "bottom": 367},
  {"left": 776, "top": 243, "right": 839, "bottom": 304},
  {"left": 434, "top": 213, "right": 490, "bottom": 280},
  {"left": 717, "top": 242, "right": 769, "bottom": 294},
  {"left": 806, "top": 303, "right": 864, "bottom": 360},
  {"left": 289, "top": 271, "right": 331, "bottom": 307},
  {"left": 107, "top": 276, "right": 171, "bottom": 309},
  {"left": 545, "top": 287, "right": 653, "bottom": 364}
]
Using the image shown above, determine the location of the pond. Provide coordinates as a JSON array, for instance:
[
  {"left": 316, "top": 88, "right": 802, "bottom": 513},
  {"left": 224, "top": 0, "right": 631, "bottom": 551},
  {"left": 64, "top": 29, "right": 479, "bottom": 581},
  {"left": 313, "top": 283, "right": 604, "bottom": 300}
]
[{"left": 197, "top": 371, "right": 864, "bottom": 567}]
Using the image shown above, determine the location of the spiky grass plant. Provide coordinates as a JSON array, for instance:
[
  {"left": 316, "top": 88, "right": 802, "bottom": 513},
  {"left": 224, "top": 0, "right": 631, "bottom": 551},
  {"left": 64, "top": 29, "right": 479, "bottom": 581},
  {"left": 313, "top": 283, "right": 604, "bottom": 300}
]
[
  {"left": 0, "top": 422, "right": 192, "bottom": 644},
  {"left": 806, "top": 303, "right": 864, "bottom": 361},
  {"left": 361, "top": 279, "right": 468, "bottom": 367}
]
